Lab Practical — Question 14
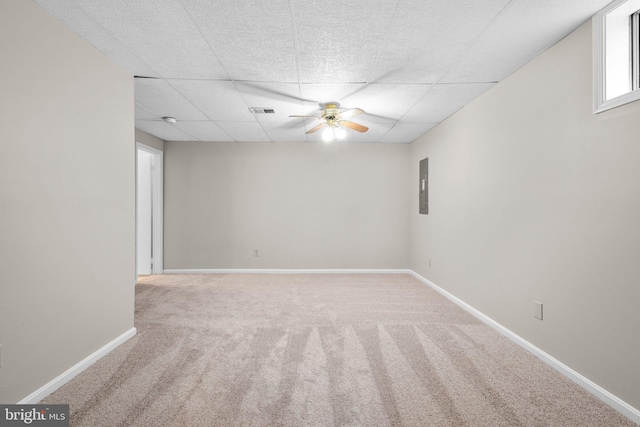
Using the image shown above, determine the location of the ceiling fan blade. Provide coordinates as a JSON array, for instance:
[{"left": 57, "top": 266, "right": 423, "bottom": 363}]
[
  {"left": 305, "top": 122, "right": 327, "bottom": 134},
  {"left": 340, "top": 120, "right": 369, "bottom": 133},
  {"left": 336, "top": 108, "right": 365, "bottom": 119},
  {"left": 289, "top": 115, "right": 320, "bottom": 119}
]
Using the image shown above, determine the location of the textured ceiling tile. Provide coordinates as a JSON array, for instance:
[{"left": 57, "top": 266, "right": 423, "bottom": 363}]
[
  {"left": 402, "top": 83, "right": 495, "bottom": 123},
  {"left": 168, "top": 80, "right": 254, "bottom": 121},
  {"left": 300, "top": 83, "right": 430, "bottom": 122},
  {"left": 180, "top": 0, "right": 298, "bottom": 82},
  {"left": 442, "top": 0, "right": 611, "bottom": 83},
  {"left": 236, "top": 82, "right": 304, "bottom": 121},
  {"left": 261, "top": 121, "right": 308, "bottom": 142},
  {"left": 349, "top": 115, "right": 397, "bottom": 125},
  {"left": 216, "top": 122, "right": 270, "bottom": 142},
  {"left": 291, "top": 0, "right": 399, "bottom": 83},
  {"left": 134, "top": 79, "right": 208, "bottom": 121},
  {"left": 340, "top": 123, "right": 395, "bottom": 143},
  {"left": 134, "top": 104, "right": 158, "bottom": 120},
  {"left": 300, "top": 84, "right": 366, "bottom": 109},
  {"left": 33, "top": 0, "right": 157, "bottom": 76},
  {"left": 371, "top": 0, "right": 511, "bottom": 83},
  {"left": 33, "top": 0, "right": 612, "bottom": 143},
  {"left": 341, "top": 83, "right": 432, "bottom": 121},
  {"left": 135, "top": 120, "right": 196, "bottom": 141},
  {"left": 249, "top": 104, "right": 304, "bottom": 122},
  {"left": 249, "top": 104, "right": 304, "bottom": 123},
  {"left": 71, "top": 0, "right": 228, "bottom": 79},
  {"left": 294, "top": 85, "right": 432, "bottom": 143},
  {"left": 379, "top": 123, "right": 437, "bottom": 143},
  {"left": 174, "top": 122, "right": 232, "bottom": 141}
]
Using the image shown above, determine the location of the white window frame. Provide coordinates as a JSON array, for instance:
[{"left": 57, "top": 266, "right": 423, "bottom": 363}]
[{"left": 593, "top": 0, "right": 640, "bottom": 113}]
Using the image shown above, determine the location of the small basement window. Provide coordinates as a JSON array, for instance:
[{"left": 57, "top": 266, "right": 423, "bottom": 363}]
[{"left": 594, "top": 0, "right": 640, "bottom": 112}]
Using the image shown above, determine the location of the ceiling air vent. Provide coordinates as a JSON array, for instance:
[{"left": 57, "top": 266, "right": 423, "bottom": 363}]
[{"left": 249, "top": 107, "right": 276, "bottom": 114}]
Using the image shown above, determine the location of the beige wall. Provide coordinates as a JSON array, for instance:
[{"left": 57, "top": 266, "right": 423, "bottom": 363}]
[
  {"left": 410, "top": 21, "right": 640, "bottom": 409},
  {"left": 164, "top": 141, "right": 410, "bottom": 269},
  {"left": 0, "top": 0, "right": 135, "bottom": 403}
]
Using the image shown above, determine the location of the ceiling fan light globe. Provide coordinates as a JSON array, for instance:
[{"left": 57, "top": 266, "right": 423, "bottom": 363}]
[
  {"left": 336, "top": 127, "right": 347, "bottom": 140},
  {"left": 322, "top": 127, "right": 333, "bottom": 142}
]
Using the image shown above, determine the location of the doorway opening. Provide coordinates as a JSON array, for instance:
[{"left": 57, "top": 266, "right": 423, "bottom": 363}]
[{"left": 136, "top": 143, "right": 163, "bottom": 276}]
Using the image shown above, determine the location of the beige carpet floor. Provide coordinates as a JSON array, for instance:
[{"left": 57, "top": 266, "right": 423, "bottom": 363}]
[{"left": 42, "top": 273, "right": 636, "bottom": 426}]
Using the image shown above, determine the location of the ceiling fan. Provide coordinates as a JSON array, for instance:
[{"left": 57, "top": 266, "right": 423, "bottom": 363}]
[{"left": 290, "top": 102, "right": 369, "bottom": 141}]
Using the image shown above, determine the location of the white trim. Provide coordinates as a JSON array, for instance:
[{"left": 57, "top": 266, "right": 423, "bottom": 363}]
[
  {"left": 593, "top": 0, "right": 640, "bottom": 113},
  {"left": 18, "top": 327, "right": 137, "bottom": 404},
  {"left": 163, "top": 268, "right": 412, "bottom": 275},
  {"left": 136, "top": 142, "right": 164, "bottom": 275},
  {"left": 409, "top": 271, "right": 640, "bottom": 425},
  {"left": 594, "top": 88, "right": 640, "bottom": 113},
  {"left": 135, "top": 142, "right": 163, "bottom": 156}
]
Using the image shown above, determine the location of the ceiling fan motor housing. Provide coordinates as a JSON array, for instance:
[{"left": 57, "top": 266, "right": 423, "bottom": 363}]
[{"left": 321, "top": 102, "right": 340, "bottom": 124}]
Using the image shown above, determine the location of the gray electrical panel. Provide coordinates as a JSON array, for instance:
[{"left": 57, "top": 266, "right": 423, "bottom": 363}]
[{"left": 419, "top": 158, "right": 428, "bottom": 214}]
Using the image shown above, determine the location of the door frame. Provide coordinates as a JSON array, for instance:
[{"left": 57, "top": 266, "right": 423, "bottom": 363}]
[{"left": 136, "top": 142, "right": 164, "bottom": 274}]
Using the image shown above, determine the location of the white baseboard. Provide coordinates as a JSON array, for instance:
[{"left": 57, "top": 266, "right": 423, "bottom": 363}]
[
  {"left": 18, "top": 327, "right": 137, "bottom": 404},
  {"left": 163, "top": 268, "right": 412, "bottom": 275},
  {"left": 409, "top": 271, "right": 640, "bottom": 425}
]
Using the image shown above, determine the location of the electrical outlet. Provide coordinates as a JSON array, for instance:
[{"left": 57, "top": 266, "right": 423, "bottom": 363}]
[
  {"left": 534, "top": 301, "right": 543, "bottom": 320},
  {"left": 253, "top": 249, "right": 259, "bottom": 257}
]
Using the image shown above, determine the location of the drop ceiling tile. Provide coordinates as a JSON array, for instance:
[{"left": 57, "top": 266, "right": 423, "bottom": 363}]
[
  {"left": 402, "top": 83, "right": 495, "bottom": 123},
  {"left": 291, "top": 0, "right": 398, "bottom": 83},
  {"left": 33, "top": 0, "right": 613, "bottom": 144},
  {"left": 261, "top": 122, "right": 308, "bottom": 142},
  {"left": 371, "top": 0, "right": 511, "bottom": 83},
  {"left": 134, "top": 104, "right": 158, "bottom": 120},
  {"left": 168, "top": 80, "right": 254, "bottom": 121},
  {"left": 71, "top": 0, "right": 228, "bottom": 79},
  {"left": 135, "top": 120, "right": 195, "bottom": 141},
  {"left": 442, "top": 0, "right": 611, "bottom": 83},
  {"left": 301, "top": 83, "right": 412, "bottom": 123},
  {"left": 340, "top": 83, "right": 432, "bottom": 121},
  {"left": 341, "top": 123, "right": 395, "bottom": 143},
  {"left": 134, "top": 78, "right": 208, "bottom": 121},
  {"left": 179, "top": 0, "right": 298, "bottom": 82},
  {"left": 300, "top": 83, "right": 430, "bottom": 122},
  {"left": 235, "top": 82, "right": 304, "bottom": 121},
  {"left": 174, "top": 122, "right": 232, "bottom": 141},
  {"left": 348, "top": 115, "right": 397, "bottom": 126},
  {"left": 33, "top": 0, "right": 157, "bottom": 76},
  {"left": 300, "top": 84, "right": 366, "bottom": 108},
  {"left": 379, "top": 123, "right": 437, "bottom": 143},
  {"left": 216, "top": 122, "right": 270, "bottom": 142}
]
